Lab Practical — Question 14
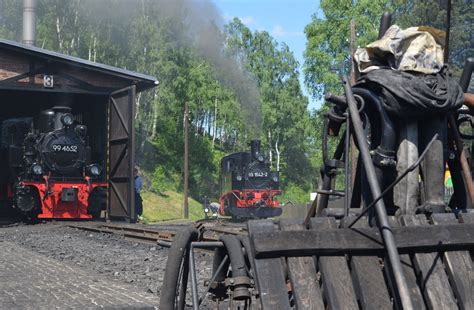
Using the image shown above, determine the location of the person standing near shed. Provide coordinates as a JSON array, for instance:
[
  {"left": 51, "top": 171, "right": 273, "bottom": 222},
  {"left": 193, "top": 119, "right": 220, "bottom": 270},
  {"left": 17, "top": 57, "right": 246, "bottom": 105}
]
[{"left": 134, "top": 167, "right": 143, "bottom": 222}]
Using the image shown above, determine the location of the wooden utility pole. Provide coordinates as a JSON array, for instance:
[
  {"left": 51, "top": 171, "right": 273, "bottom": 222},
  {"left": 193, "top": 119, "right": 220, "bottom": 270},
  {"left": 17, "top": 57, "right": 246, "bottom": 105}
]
[
  {"left": 349, "top": 19, "right": 358, "bottom": 184},
  {"left": 183, "top": 101, "right": 189, "bottom": 219},
  {"left": 444, "top": 0, "right": 451, "bottom": 63}
]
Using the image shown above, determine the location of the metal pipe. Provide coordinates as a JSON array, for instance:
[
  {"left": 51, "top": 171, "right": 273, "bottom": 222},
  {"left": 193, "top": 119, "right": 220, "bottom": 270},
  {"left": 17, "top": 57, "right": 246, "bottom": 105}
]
[
  {"left": 353, "top": 88, "right": 397, "bottom": 155},
  {"left": 22, "top": 0, "right": 37, "bottom": 46},
  {"left": 344, "top": 113, "right": 351, "bottom": 217},
  {"left": 219, "top": 235, "right": 251, "bottom": 301},
  {"left": 378, "top": 12, "right": 392, "bottom": 39},
  {"left": 189, "top": 243, "right": 199, "bottom": 310},
  {"left": 314, "top": 170, "right": 333, "bottom": 216},
  {"left": 459, "top": 58, "right": 474, "bottom": 91},
  {"left": 342, "top": 76, "right": 413, "bottom": 309},
  {"left": 192, "top": 241, "right": 224, "bottom": 248}
]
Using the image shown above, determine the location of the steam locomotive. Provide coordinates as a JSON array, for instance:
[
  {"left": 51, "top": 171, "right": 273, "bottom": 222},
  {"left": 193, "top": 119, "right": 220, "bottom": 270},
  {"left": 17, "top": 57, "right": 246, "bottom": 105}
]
[
  {"left": 0, "top": 106, "right": 106, "bottom": 219},
  {"left": 219, "top": 140, "right": 282, "bottom": 219}
]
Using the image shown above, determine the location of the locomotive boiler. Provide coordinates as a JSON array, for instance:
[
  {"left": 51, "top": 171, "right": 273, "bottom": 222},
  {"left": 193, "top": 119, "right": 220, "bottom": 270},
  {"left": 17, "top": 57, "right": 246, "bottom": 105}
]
[
  {"left": 0, "top": 106, "right": 106, "bottom": 219},
  {"left": 219, "top": 140, "right": 282, "bottom": 219}
]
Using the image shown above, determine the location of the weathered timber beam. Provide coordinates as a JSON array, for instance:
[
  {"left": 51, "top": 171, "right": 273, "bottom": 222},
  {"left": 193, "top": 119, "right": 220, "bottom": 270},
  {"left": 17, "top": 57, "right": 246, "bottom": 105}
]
[
  {"left": 0, "top": 66, "right": 46, "bottom": 84},
  {"left": 252, "top": 223, "right": 474, "bottom": 258}
]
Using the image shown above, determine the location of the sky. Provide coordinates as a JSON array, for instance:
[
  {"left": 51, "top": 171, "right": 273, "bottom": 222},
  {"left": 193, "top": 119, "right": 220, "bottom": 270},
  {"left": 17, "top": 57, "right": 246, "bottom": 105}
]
[{"left": 213, "top": 0, "right": 321, "bottom": 109}]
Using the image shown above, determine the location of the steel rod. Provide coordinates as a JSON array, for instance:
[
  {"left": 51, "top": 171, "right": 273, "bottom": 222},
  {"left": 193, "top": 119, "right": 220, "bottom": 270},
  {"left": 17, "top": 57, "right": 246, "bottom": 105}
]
[
  {"left": 315, "top": 189, "right": 345, "bottom": 197},
  {"left": 342, "top": 76, "right": 413, "bottom": 309},
  {"left": 189, "top": 244, "right": 199, "bottom": 310},
  {"left": 344, "top": 113, "right": 351, "bottom": 217},
  {"left": 199, "top": 255, "right": 229, "bottom": 305},
  {"left": 192, "top": 241, "right": 224, "bottom": 248}
]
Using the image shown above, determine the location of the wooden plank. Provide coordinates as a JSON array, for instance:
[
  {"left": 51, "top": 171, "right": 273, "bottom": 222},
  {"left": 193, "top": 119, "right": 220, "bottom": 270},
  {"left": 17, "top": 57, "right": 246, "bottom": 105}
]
[
  {"left": 458, "top": 212, "right": 474, "bottom": 224},
  {"left": 458, "top": 213, "right": 474, "bottom": 257},
  {"left": 252, "top": 222, "right": 474, "bottom": 258},
  {"left": 400, "top": 215, "right": 457, "bottom": 310},
  {"left": 432, "top": 213, "right": 474, "bottom": 310},
  {"left": 388, "top": 217, "right": 426, "bottom": 310},
  {"left": 341, "top": 217, "right": 391, "bottom": 310},
  {"left": 248, "top": 220, "right": 291, "bottom": 310},
  {"left": 280, "top": 220, "right": 324, "bottom": 310},
  {"left": 310, "top": 217, "right": 358, "bottom": 309}
]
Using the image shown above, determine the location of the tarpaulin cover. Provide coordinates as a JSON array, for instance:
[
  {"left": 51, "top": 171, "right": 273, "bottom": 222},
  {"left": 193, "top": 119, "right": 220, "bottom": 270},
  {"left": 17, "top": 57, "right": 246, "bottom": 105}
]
[
  {"left": 355, "top": 25, "right": 445, "bottom": 74},
  {"left": 354, "top": 25, "right": 463, "bottom": 120},
  {"left": 356, "top": 67, "right": 463, "bottom": 120}
]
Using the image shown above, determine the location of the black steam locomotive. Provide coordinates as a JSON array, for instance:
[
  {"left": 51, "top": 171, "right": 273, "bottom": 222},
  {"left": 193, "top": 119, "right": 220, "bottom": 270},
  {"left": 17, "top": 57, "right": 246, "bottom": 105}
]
[
  {"left": 219, "top": 140, "right": 282, "bottom": 219},
  {"left": 0, "top": 106, "right": 106, "bottom": 219}
]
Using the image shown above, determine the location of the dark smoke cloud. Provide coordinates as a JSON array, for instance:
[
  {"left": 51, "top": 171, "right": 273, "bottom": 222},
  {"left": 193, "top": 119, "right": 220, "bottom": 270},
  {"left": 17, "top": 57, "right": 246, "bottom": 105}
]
[
  {"left": 163, "top": 0, "right": 262, "bottom": 135},
  {"left": 85, "top": 0, "right": 262, "bottom": 134},
  {"left": 0, "top": 0, "right": 262, "bottom": 134}
]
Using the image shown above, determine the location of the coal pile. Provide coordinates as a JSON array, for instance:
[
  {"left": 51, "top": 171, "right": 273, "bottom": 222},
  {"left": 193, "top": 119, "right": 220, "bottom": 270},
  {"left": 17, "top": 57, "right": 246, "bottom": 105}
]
[{"left": 0, "top": 223, "right": 213, "bottom": 300}]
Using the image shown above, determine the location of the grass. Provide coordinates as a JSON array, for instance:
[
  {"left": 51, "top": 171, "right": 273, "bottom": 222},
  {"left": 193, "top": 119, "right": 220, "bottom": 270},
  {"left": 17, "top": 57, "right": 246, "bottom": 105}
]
[{"left": 141, "top": 190, "right": 205, "bottom": 223}]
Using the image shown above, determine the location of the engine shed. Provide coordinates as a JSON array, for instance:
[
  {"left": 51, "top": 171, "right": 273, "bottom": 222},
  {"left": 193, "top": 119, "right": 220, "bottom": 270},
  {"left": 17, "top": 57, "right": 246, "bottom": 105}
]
[{"left": 0, "top": 38, "right": 158, "bottom": 222}]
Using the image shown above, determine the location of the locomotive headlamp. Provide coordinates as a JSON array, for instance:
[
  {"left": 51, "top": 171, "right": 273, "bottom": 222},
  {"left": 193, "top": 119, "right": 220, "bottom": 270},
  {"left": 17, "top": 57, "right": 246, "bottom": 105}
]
[
  {"left": 31, "top": 163, "right": 43, "bottom": 175},
  {"left": 272, "top": 176, "right": 279, "bottom": 183},
  {"left": 258, "top": 155, "right": 264, "bottom": 162},
  {"left": 61, "top": 113, "right": 74, "bottom": 126},
  {"left": 88, "top": 164, "right": 102, "bottom": 176},
  {"left": 236, "top": 175, "right": 242, "bottom": 181},
  {"left": 75, "top": 125, "right": 87, "bottom": 136}
]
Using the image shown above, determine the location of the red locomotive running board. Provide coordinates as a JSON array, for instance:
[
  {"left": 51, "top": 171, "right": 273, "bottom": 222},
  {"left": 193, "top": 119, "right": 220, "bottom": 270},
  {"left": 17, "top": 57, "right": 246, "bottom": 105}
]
[
  {"left": 219, "top": 189, "right": 281, "bottom": 216},
  {"left": 21, "top": 180, "right": 107, "bottom": 219}
]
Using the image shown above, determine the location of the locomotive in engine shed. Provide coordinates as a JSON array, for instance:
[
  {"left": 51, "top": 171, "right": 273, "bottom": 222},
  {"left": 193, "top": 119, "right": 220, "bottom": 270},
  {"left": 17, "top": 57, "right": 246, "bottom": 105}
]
[
  {"left": 0, "top": 38, "right": 157, "bottom": 222},
  {"left": 0, "top": 104, "right": 107, "bottom": 219},
  {"left": 219, "top": 140, "right": 282, "bottom": 219}
]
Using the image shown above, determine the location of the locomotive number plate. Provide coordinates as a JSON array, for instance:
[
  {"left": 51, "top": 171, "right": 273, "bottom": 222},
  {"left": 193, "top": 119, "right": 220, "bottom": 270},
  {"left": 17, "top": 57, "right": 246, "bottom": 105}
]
[
  {"left": 52, "top": 144, "right": 78, "bottom": 152},
  {"left": 248, "top": 171, "right": 268, "bottom": 177}
]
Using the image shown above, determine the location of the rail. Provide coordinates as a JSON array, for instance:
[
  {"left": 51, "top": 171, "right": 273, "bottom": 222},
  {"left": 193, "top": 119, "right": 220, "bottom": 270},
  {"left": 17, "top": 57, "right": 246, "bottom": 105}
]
[{"left": 69, "top": 220, "right": 247, "bottom": 247}]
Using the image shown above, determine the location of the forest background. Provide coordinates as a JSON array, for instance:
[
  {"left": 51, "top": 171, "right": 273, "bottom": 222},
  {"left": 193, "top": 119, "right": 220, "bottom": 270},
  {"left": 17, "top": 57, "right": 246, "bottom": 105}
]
[{"left": 0, "top": 0, "right": 471, "bottom": 220}]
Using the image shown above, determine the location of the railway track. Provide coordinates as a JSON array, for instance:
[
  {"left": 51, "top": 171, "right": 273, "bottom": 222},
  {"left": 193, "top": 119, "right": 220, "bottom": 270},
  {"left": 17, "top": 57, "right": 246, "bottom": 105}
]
[
  {"left": 69, "top": 219, "right": 248, "bottom": 247},
  {"left": 69, "top": 223, "right": 177, "bottom": 247}
]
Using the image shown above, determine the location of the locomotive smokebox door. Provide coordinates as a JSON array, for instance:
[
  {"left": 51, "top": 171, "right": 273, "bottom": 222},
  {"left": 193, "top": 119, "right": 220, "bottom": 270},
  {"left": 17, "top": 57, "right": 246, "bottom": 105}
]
[{"left": 61, "top": 188, "right": 78, "bottom": 202}]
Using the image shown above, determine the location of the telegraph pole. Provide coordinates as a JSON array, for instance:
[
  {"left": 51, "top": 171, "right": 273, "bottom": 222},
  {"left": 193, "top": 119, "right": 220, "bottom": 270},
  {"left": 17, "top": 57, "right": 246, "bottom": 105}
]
[
  {"left": 183, "top": 101, "right": 189, "bottom": 219},
  {"left": 444, "top": 0, "right": 451, "bottom": 63}
]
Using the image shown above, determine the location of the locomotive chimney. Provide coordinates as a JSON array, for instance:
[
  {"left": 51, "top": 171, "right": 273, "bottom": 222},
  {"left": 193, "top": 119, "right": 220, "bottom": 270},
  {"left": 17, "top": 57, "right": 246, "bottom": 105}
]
[
  {"left": 22, "top": 0, "right": 37, "bottom": 46},
  {"left": 250, "top": 140, "right": 261, "bottom": 160}
]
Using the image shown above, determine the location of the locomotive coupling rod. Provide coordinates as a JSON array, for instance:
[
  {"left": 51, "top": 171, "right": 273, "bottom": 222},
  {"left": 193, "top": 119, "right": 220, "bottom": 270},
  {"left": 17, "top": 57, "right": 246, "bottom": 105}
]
[
  {"left": 342, "top": 76, "right": 414, "bottom": 309},
  {"left": 347, "top": 134, "right": 438, "bottom": 228}
]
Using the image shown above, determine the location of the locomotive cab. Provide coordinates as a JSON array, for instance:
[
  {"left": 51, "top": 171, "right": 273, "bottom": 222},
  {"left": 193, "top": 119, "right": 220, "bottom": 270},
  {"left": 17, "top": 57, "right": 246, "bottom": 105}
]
[{"left": 219, "top": 140, "right": 282, "bottom": 219}]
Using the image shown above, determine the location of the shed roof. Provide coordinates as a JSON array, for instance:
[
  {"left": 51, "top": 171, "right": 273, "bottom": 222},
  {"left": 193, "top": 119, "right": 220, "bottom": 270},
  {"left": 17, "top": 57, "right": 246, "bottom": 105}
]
[{"left": 0, "top": 39, "right": 158, "bottom": 92}]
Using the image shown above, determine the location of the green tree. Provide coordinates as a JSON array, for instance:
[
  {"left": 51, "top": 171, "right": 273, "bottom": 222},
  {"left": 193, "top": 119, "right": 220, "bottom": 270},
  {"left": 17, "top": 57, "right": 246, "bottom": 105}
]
[
  {"left": 304, "top": 0, "right": 394, "bottom": 101},
  {"left": 394, "top": 0, "right": 473, "bottom": 73},
  {"left": 226, "top": 18, "right": 312, "bottom": 188}
]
